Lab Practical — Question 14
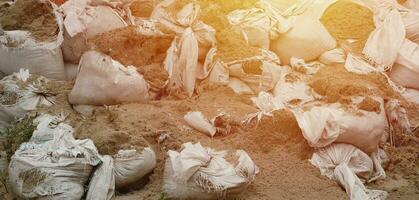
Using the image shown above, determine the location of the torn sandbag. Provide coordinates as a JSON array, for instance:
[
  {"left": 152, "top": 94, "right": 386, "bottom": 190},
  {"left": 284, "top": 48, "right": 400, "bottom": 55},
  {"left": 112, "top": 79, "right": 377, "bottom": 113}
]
[
  {"left": 60, "top": 0, "right": 127, "bottom": 63},
  {"left": 247, "top": 91, "right": 285, "bottom": 123},
  {"left": 319, "top": 48, "right": 346, "bottom": 65},
  {"left": 8, "top": 114, "right": 101, "bottom": 200},
  {"left": 68, "top": 51, "right": 150, "bottom": 106},
  {"left": 385, "top": 99, "right": 412, "bottom": 137},
  {"left": 0, "top": 70, "right": 55, "bottom": 132},
  {"left": 289, "top": 57, "right": 322, "bottom": 75},
  {"left": 184, "top": 111, "right": 230, "bottom": 137},
  {"left": 206, "top": 48, "right": 284, "bottom": 95},
  {"left": 402, "top": 88, "right": 419, "bottom": 104},
  {"left": 163, "top": 142, "right": 259, "bottom": 200},
  {"left": 310, "top": 143, "right": 388, "bottom": 200},
  {"left": 344, "top": 53, "right": 376, "bottom": 74},
  {"left": 86, "top": 148, "right": 157, "bottom": 200},
  {"left": 0, "top": 0, "right": 66, "bottom": 80},
  {"left": 388, "top": 39, "right": 419, "bottom": 90},
  {"left": 293, "top": 98, "right": 387, "bottom": 153},
  {"left": 152, "top": 0, "right": 216, "bottom": 97},
  {"left": 362, "top": 2, "right": 406, "bottom": 70},
  {"left": 271, "top": 15, "right": 336, "bottom": 64},
  {"left": 273, "top": 79, "right": 314, "bottom": 106},
  {"left": 227, "top": 0, "right": 293, "bottom": 49}
]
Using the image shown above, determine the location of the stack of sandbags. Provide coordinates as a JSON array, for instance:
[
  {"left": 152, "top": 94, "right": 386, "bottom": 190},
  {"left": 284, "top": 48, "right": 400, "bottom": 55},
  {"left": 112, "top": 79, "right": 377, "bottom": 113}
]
[{"left": 0, "top": 0, "right": 66, "bottom": 80}]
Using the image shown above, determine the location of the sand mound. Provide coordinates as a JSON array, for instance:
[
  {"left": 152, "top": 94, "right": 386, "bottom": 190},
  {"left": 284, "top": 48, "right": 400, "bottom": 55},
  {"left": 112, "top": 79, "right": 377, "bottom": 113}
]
[
  {"left": 321, "top": 0, "right": 375, "bottom": 54},
  {"left": 0, "top": 0, "right": 58, "bottom": 42},
  {"left": 130, "top": 0, "right": 156, "bottom": 18},
  {"left": 89, "top": 26, "right": 173, "bottom": 92}
]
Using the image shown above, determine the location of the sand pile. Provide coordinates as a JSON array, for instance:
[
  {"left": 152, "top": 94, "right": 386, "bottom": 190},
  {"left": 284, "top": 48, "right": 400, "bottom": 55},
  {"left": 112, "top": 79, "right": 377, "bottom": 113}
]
[
  {"left": 0, "top": 0, "right": 58, "bottom": 42},
  {"left": 321, "top": 0, "right": 375, "bottom": 54},
  {"left": 130, "top": 0, "right": 156, "bottom": 18},
  {"left": 90, "top": 26, "right": 173, "bottom": 92}
]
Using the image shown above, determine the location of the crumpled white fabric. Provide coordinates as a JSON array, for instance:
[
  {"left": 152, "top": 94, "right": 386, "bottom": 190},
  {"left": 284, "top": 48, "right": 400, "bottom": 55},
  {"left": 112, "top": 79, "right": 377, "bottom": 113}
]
[
  {"left": 0, "top": 70, "right": 55, "bottom": 132},
  {"left": 153, "top": 0, "right": 216, "bottom": 97},
  {"left": 345, "top": 53, "right": 377, "bottom": 74},
  {"left": 8, "top": 114, "right": 101, "bottom": 200},
  {"left": 310, "top": 143, "right": 388, "bottom": 200},
  {"left": 388, "top": 39, "right": 419, "bottom": 90},
  {"left": 363, "top": 1, "right": 406, "bottom": 70},
  {"left": 164, "top": 142, "right": 259, "bottom": 199}
]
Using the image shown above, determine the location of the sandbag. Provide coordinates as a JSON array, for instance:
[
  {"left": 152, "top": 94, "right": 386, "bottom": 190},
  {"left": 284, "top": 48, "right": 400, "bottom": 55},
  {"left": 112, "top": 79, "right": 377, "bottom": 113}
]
[
  {"left": 227, "top": 1, "right": 293, "bottom": 49},
  {"left": 153, "top": 0, "right": 216, "bottom": 97},
  {"left": 60, "top": 0, "right": 127, "bottom": 63},
  {"left": 388, "top": 39, "right": 419, "bottom": 89},
  {"left": 319, "top": 48, "right": 346, "bottom": 65},
  {"left": 69, "top": 51, "right": 150, "bottom": 105},
  {"left": 404, "top": 0, "right": 419, "bottom": 12},
  {"left": 0, "top": 70, "right": 55, "bottom": 133},
  {"left": 310, "top": 143, "right": 388, "bottom": 200},
  {"left": 86, "top": 148, "right": 157, "bottom": 200},
  {"left": 402, "top": 89, "right": 419, "bottom": 104},
  {"left": 207, "top": 48, "right": 284, "bottom": 95},
  {"left": 163, "top": 142, "right": 259, "bottom": 200},
  {"left": 8, "top": 114, "right": 101, "bottom": 200},
  {"left": 362, "top": 2, "right": 406, "bottom": 70},
  {"left": 293, "top": 98, "right": 387, "bottom": 153},
  {"left": 271, "top": 15, "right": 336, "bottom": 64},
  {"left": 0, "top": 1, "right": 66, "bottom": 80}
]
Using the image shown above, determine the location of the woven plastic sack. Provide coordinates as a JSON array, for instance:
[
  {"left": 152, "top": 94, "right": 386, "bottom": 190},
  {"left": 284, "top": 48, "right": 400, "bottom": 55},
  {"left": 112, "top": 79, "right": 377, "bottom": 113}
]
[
  {"left": 293, "top": 98, "right": 387, "bottom": 154},
  {"left": 388, "top": 39, "right": 419, "bottom": 89},
  {"left": 69, "top": 51, "right": 150, "bottom": 105},
  {"left": 163, "top": 142, "right": 259, "bottom": 200},
  {"left": 0, "top": 70, "right": 55, "bottom": 132},
  {"left": 8, "top": 114, "right": 101, "bottom": 200},
  {"left": 310, "top": 143, "right": 388, "bottom": 200},
  {"left": 271, "top": 15, "right": 336, "bottom": 64},
  {"left": 152, "top": 0, "right": 216, "bottom": 97},
  {"left": 0, "top": 1, "right": 66, "bottom": 80},
  {"left": 404, "top": 0, "right": 419, "bottom": 12},
  {"left": 60, "top": 0, "right": 127, "bottom": 63}
]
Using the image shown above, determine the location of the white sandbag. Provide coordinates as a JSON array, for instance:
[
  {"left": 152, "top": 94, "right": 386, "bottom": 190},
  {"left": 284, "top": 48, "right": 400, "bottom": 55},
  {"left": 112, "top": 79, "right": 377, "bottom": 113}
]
[
  {"left": 402, "top": 89, "right": 419, "bottom": 104},
  {"left": 0, "top": 5, "right": 66, "bottom": 80},
  {"left": 212, "top": 49, "right": 284, "bottom": 94},
  {"left": 86, "top": 156, "right": 115, "bottom": 200},
  {"left": 290, "top": 57, "right": 321, "bottom": 75},
  {"left": 402, "top": 9, "right": 419, "bottom": 44},
  {"left": 184, "top": 111, "right": 216, "bottom": 137},
  {"left": 68, "top": 51, "right": 150, "bottom": 105},
  {"left": 251, "top": 91, "right": 285, "bottom": 119},
  {"left": 271, "top": 15, "right": 336, "bottom": 64},
  {"left": 8, "top": 114, "right": 101, "bottom": 200},
  {"left": 114, "top": 148, "right": 156, "bottom": 188},
  {"left": 227, "top": 1, "right": 293, "bottom": 49},
  {"left": 61, "top": 1, "right": 127, "bottom": 63},
  {"left": 163, "top": 142, "right": 259, "bottom": 200},
  {"left": 0, "top": 70, "right": 55, "bottom": 132},
  {"left": 86, "top": 148, "right": 157, "bottom": 199},
  {"left": 228, "top": 77, "right": 254, "bottom": 95},
  {"left": 363, "top": 4, "right": 405, "bottom": 70},
  {"left": 65, "top": 63, "right": 79, "bottom": 80},
  {"left": 273, "top": 80, "right": 314, "bottom": 106},
  {"left": 293, "top": 99, "right": 387, "bottom": 153},
  {"left": 404, "top": 0, "right": 419, "bottom": 12},
  {"left": 154, "top": 0, "right": 216, "bottom": 97},
  {"left": 388, "top": 39, "right": 419, "bottom": 89},
  {"left": 385, "top": 99, "right": 412, "bottom": 135},
  {"left": 310, "top": 143, "right": 388, "bottom": 200},
  {"left": 319, "top": 48, "right": 346, "bottom": 65}
]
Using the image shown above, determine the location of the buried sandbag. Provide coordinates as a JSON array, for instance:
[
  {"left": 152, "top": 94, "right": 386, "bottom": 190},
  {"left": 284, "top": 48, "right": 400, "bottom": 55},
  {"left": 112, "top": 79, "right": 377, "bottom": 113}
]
[
  {"left": 86, "top": 148, "right": 157, "bottom": 200},
  {"left": 310, "top": 143, "right": 388, "bottom": 200},
  {"left": 388, "top": 39, "right": 419, "bottom": 90},
  {"left": 60, "top": 0, "right": 127, "bottom": 63},
  {"left": 68, "top": 51, "right": 150, "bottom": 106},
  {"left": 163, "top": 142, "right": 259, "bottom": 200},
  {"left": 293, "top": 97, "right": 387, "bottom": 154},
  {"left": 271, "top": 15, "right": 336, "bottom": 65},
  {"left": 8, "top": 114, "right": 101, "bottom": 200},
  {"left": 0, "top": 0, "right": 66, "bottom": 80},
  {"left": 0, "top": 69, "right": 55, "bottom": 133}
]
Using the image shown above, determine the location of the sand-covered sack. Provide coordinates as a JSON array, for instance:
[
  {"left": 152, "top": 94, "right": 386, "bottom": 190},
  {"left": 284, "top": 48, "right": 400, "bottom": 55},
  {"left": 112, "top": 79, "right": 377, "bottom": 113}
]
[
  {"left": 0, "top": 0, "right": 66, "bottom": 80},
  {"left": 89, "top": 26, "right": 173, "bottom": 93},
  {"left": 60, "top": 0, "right": 127, "bottom": 63}
]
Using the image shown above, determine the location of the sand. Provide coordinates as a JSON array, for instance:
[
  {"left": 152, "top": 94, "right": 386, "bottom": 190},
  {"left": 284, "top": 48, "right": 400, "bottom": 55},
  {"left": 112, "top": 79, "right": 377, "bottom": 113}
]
[
  {"left": 0, "top": 0, "right": 59, "bottom": 42},
  {"left": 130, "top": 0, "right": 156, "bottom": 18},
  {"left": 321, "top": 0, "right": 375, "bottom": 54},
  {"left": 90, "top": 26, "right": 173, "bottom": 93}
]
